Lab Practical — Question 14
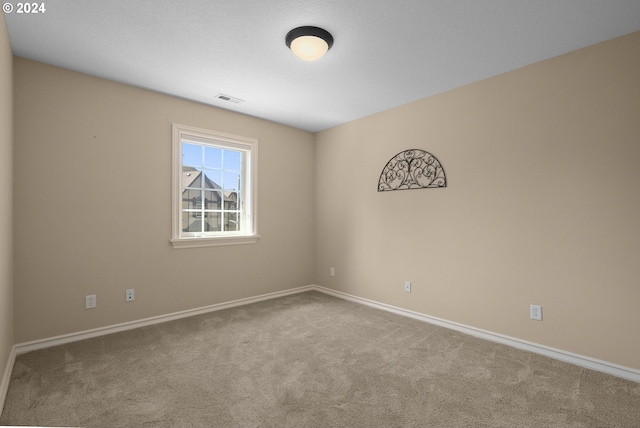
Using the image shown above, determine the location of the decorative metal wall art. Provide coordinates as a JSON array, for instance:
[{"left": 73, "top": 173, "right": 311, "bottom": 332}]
[{"left": 378, "top": 149, "right": 446, "bottom": 192}]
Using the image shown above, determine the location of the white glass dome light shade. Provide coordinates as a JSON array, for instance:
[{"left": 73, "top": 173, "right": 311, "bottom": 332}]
[
  {"left": 290, "top": 35, "right": 329, "bottom": 61},
  {"left": 286, "top": 26, "right": 334, "bottom": 62}
]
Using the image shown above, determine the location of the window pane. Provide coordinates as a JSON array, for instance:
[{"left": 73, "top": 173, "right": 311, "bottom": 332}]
[
  {"left": 182, "top": 212, "right": 202, "bottom": 233},
  {"left": 204, "top": 170, "right": 222, "bottom": 189},
  {"left": 224, "top": 212, "right": 241, "bottom": 231},
  {"left": 182, "top": 167, "right": 202, "bottom": 190},
  {"left": 181, "top": 189, "right": 201, "bottom": 210},
  {"left": 204, "top": 190, "right": 221, "bottom": 210},
  {"left": 205, "top": 146, "right": 222, "bottom": 169},
  {"left": 182, "top": 144, "right": 202, "bottom": 168},
  {"left": 224, "top": 150, "right": 241, "bottom": 171},
  {"left": 204, "top": 212, "right": 221, "bottom": 231},
  {"left": 223, "top": 171, "right": 241, "bottom": 191},
  {"left": 224, "top": 191, "right": 239, "bottom": 210}
]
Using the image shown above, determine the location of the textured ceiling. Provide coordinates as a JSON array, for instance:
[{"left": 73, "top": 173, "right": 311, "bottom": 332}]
[{"left": 5, "top": 0, "right": 640, "bottom": 132}]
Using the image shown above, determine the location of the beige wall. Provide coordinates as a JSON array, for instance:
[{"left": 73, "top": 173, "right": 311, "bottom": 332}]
[
  {"left": 13, "top": 58, "right": 315, "bottom": 342},
  {"left": 315, "top": 31, "right": 640, "bottom": 370},
  {"left": 0, "top": 14, "right": 13, "bottom": 378}
]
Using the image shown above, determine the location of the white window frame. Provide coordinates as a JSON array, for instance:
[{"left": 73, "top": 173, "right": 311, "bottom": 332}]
[{"left": 171, "top": 124, "right": 259, "bottom": 249}]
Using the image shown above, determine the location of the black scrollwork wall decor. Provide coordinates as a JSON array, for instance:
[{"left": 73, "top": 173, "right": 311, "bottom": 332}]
[{"left": 378, "top": 149, "right": 446, "bottom": 192}]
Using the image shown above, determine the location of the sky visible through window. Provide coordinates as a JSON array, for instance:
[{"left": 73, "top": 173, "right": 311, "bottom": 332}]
[{"left": 182, "top": 142, "right": 242, "bottom": 191}]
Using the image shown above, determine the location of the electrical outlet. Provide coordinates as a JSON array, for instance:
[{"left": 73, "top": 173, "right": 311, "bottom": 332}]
[
  {"left": 404, "top": 281, "right": 411, "bottom": 293},
  {"left": 126, "top": 289, "right": 135, "bottom": 302},
  {"left": 85, "top": 295, "right": 96, "bottom": 309},
  {"left": 530, "top": 304, "right": 542, "bottom": 321},
  {"left": 330, "top": 267, "right": 335, "bottom": 277}
]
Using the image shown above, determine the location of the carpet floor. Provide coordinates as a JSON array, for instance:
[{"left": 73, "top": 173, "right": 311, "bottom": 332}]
[{"left": 1, "top": 291, "right": 639, "bottom": 427}]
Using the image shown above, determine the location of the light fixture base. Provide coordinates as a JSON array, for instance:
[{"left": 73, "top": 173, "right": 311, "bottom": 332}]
[{"left": 285, "top": 26, "right": 334, "bottom": 50}]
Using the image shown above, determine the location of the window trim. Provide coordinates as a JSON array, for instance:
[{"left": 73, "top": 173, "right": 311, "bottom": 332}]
[{"left": 170, "top": 124, "right": 259, "bottom": 249}]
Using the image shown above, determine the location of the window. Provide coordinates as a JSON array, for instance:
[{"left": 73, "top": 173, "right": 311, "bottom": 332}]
[{"left": 171, "top": 124, "right": 258, "bottom": 249}]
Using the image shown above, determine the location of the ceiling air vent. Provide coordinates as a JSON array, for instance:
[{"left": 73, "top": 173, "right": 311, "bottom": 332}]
[{"left": 215, "top": 93, "right": 244, "bottom": 104}]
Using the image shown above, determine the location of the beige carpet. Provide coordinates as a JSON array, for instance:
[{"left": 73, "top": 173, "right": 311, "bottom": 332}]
[{"left": 1, "top": 291, "right": 639, "bottom": 427}]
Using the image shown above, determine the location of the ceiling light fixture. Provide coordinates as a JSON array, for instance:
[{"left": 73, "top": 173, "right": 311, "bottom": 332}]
[{"left": 285, "top": 26, "right": 334, "bottom": 61}]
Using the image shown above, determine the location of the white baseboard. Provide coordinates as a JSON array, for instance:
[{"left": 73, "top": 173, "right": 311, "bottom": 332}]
[
  {"left": 313, "top": 285, "right": 640, "bottom": 384},
  {"left": 15, "top": 285, "right": 315, "bottom": 355},
  {"left": 0, "top": 345, "right": 16, "bottom": 414},
  {"left": 10, "top": 283, "right": 640, "bottom": 385}
]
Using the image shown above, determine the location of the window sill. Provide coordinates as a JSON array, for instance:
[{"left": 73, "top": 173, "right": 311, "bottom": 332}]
[{"left": 170, "top": 234, "right": 260, "bottom": 249}]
